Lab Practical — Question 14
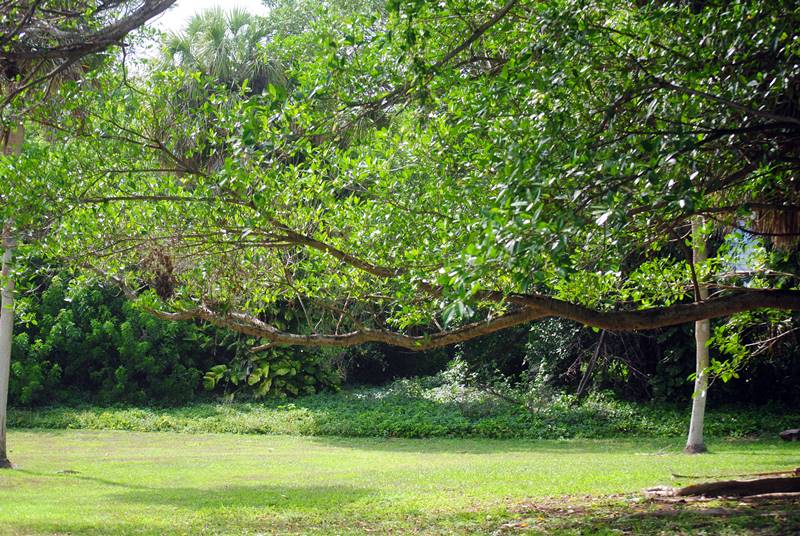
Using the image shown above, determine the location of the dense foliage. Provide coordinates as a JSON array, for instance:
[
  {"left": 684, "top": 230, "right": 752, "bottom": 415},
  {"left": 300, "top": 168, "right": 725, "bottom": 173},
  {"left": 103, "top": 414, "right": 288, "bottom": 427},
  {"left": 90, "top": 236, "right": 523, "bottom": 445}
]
[
  {"left": 2, "top": 0, "right": 799, "bottom": 419},
  {"left": 458, "top": 320, "right": 800, "bottom": 406},
  {"left": 10, "top": 273, "right": 800, "bottom": 406},
  {"left": 12, "top": 0, "right": 793, "bottom": 350},
  {"left": 9, "top": 375, "right": 799, "bottom": 439},
  {"left": 10, "top": 273, "right": 341, "bottom": 406}
]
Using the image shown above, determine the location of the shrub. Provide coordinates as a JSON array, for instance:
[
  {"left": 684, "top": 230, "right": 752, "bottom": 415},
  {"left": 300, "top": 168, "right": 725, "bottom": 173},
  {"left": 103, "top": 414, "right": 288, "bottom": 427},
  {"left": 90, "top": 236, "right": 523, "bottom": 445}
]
[{"left": 10, "top": 273, "right": 341, "bottom": 405}]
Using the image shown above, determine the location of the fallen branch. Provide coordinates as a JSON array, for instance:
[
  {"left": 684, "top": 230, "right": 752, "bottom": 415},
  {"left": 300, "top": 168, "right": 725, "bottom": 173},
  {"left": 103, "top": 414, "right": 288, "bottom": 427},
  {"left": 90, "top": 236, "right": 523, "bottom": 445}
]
[
  {"left": 675, "top": 477, "right": 800, "bottom": 498},
  {"left": 671, "top": 468, "right": 800, "bottom": 480}
]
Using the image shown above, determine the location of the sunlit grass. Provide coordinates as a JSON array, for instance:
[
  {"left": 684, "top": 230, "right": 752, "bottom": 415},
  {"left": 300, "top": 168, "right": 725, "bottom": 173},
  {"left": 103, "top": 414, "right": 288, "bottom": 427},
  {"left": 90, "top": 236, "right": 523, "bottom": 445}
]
[{"left": 0, "top": 430, "right": 797, "bottom": 534}]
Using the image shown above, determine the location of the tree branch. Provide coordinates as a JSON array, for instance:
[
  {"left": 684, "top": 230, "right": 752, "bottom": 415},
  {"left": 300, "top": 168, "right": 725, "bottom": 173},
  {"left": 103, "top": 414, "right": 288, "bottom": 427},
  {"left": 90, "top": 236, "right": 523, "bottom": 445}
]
[
  {"left": 146, "top": 289, "right": 800, "bottom": 350},
  {"left": 1, "top": 0, "right": 177, "bottom": 61}
]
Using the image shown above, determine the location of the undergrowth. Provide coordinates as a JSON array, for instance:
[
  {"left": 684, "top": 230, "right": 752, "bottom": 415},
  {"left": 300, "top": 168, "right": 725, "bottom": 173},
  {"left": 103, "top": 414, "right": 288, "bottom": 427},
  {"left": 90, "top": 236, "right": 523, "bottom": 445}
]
[{"left": 9, "top": 371, "right": 797, "bottom": 439}]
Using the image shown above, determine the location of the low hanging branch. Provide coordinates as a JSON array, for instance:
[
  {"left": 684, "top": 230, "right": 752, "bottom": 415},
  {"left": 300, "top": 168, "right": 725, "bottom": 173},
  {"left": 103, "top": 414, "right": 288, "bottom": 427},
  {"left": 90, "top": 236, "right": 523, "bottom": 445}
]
[
  {"left": 79, "top": 199, "right": 800, "bottom": 351},
  {"left": 145, "top": 288, "right": 800, "bottom": 351},
  {"left": 149, "top": 304, "right": 539, "bottom": 351}
]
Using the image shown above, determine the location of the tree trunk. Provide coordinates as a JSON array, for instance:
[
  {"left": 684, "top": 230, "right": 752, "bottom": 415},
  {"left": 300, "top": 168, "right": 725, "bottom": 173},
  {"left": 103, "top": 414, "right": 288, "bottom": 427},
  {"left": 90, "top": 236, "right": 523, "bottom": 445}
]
[
  {"left": 0, "top": 124, "right": 23, "bottom": 469},
  {"left": 0, "top": 227, "right": 15, "bottom": 468},
  {"left": 676, "top": 476, "right": 800, "bottom": 497},
  {"left": 576, "top": 330, "right": 605, "bottom": 400},
  {"left": 685, "top": 217, "right": 709, "bottom": 454}
]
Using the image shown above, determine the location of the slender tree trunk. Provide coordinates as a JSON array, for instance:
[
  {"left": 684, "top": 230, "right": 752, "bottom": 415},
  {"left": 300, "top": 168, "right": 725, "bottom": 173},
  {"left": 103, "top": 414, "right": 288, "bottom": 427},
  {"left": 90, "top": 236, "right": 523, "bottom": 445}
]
[
  {"left": 685, "top": 217, "right": 709, "bottom": 454},
  {"left": 0, "top": 124, "right": 23, "bottom": 469},
  {"left": 0, "top": 227, "right": 15, "bottom": 468},
  {"left": 576, "top": 330, "right": 605, "bottom": 400}
]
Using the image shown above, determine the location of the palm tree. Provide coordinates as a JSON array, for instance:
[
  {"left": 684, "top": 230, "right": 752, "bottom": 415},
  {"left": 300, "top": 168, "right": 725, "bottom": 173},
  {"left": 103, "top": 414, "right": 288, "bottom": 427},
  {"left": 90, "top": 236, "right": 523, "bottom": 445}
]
[
  {"left": 150, "top": 7, "right": 288, "bottom": 174},
  {"left": 160, "top": 7, "right": 286, "bottom": 95}
]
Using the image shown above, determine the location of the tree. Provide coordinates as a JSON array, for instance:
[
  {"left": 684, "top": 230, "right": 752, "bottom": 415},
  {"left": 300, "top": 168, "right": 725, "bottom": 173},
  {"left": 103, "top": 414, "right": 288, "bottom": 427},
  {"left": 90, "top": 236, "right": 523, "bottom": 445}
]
[
  {"left": 18, "top": 0, "right": 800, "bottom": 447},
  {"left": 160, "top": 7, "right": 285, "bottom": 93},
  {"left": 0, "top": 1, "right": 176, "bottom": 112},
  {"left": 0, "top": 224, "right": 15, "bottom": 468},
  {"left": 152, "top": 7, "right": 288, "bottom": 174},
  {"left": 0, "top": 0, "right": 176, "bottom": 469},
  {"left": 686, "top": 217, "right": 710, "bottom": 454}
]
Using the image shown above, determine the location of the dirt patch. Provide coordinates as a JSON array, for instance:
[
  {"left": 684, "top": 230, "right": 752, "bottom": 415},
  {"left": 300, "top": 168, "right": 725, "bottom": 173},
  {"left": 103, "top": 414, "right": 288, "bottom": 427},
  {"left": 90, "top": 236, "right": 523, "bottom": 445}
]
[{"left": 495, "top": 494, "right": 800, "bottom": 535}]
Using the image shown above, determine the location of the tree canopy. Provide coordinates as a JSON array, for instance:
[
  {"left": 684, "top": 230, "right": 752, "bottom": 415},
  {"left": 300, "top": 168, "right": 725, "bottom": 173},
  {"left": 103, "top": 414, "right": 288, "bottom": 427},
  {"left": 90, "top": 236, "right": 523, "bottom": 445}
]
[{"left": 8, "top": 0, "right": 800, "bottom": 351}]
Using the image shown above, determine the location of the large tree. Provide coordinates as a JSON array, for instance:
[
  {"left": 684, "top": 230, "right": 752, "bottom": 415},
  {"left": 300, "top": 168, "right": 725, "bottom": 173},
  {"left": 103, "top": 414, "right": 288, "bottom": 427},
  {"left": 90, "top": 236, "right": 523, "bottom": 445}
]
[
  {"left": 0, "top": 0, "right": 176, "bottom": 469},
  {"left": 19, "top": 0, "right": 800, "bottom": 447}
]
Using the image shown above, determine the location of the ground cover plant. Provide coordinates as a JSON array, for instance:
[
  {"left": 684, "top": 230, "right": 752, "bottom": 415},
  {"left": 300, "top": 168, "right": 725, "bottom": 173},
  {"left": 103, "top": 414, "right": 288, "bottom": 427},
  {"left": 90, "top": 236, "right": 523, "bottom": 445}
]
[
  {"left": 0, "top": 430, "right": 798, "bottom": 535},
  {"left": 7, "top": 379, "right": 800, "bottom": 440}
]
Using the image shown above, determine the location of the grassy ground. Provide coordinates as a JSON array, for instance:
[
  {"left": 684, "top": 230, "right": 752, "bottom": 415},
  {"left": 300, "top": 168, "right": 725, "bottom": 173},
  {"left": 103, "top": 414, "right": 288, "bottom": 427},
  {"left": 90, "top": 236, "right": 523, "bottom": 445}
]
[{"left": 1, "top": 430, "right": 798, "bottom": 535}]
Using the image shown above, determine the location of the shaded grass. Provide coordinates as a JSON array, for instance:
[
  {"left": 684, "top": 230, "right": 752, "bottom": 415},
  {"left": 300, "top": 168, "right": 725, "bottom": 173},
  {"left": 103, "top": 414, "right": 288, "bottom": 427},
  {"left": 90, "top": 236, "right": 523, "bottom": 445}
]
[
  {"left": 8, "top": 385, "right": 800, "bottom": 439},
  {"left": 0, "top": 430, "right": 798, "bottom": 534},
  {"left": 499, "top": 495, "right": 800, "bottom": 535}
]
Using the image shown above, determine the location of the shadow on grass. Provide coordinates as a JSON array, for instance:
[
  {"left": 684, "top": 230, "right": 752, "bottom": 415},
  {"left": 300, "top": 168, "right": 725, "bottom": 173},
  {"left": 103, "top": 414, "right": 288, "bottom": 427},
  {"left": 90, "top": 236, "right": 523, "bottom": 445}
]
[
  {"left": 6, "top": 505, "right": 495, "bottom": 536},
  {"left": 14, "top": 469, "right": 371, "bottom": 512},
  {"left": 114, "top": 483, "right": 371, "bottom": 511},
  {"left": 504, "top": 496, "right": 800, "bottom": 535},
  {"left": 14, "top": 469, "right": 152, "bottom": 490}
]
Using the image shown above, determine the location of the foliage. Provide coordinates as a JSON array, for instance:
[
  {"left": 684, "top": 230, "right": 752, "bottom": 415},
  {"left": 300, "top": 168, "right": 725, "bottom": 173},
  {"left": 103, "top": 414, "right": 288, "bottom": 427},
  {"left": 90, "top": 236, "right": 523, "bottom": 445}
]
[
  {"left": 9, "top": 273, "right": 341, "bottom": 406},
  {"left": 9, "top": 268, "right": 798, "bottom": 408},
  {"left": 10, "top": 273, "right": 214, "bottom": 405},
  {"left": 202, "top": 344, "right": 340, "bottom": 399},
  {"left": 0, "top": 0, "right": 176, "bottom": 119},
  {"left": 454, "top": 316, "right": 800, "bottom": 406},
  {"left": 1, "top": 0, "right": 799, "bottom": 433},
  {"left": 15, "top": 0, "right": 794, "bottom": 354},
  {"left": 9, "top": 374, "right": 798, "bottom": 439},
  {"left": 159, "top": 7, "right": 285, "bottom": 93}
]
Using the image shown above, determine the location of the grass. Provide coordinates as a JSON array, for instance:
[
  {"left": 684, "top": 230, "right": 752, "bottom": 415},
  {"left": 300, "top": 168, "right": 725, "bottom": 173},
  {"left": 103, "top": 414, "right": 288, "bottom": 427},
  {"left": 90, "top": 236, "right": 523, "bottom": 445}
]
[
  {"left": 8, "top": 382, "right": 800, "bottom": 439},
  {"left": 1, "top": 430, "right": 798, "bottom": 535}
]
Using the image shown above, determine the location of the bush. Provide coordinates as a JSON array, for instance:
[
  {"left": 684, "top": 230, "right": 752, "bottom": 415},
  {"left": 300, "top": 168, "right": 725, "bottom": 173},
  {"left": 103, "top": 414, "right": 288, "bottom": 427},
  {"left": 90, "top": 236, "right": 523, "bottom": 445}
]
[
  {"left": 10, "top": 273, "right": 341, "bottom": 406},
  {"left": 203, "top": 345, "right": 340, "bottom": 398}
]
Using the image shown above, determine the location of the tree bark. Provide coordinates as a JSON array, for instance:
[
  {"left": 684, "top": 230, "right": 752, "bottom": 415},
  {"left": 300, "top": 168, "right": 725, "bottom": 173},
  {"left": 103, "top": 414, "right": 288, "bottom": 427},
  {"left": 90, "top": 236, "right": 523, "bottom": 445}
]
[
  {"left": 143, "top": 286, "right": 800, "bottom": 352},
  {"left": 0, "top": 124, "right": 23, "bottom": 469},
  {"left": 675, "top": 476, "right": 800, "bottom": 497},
  {"left": 685, "top": 217, "right": 709, "bottom": 454},
  {"left": 0, "top": 226, "right": 15, "bottom": 468}
]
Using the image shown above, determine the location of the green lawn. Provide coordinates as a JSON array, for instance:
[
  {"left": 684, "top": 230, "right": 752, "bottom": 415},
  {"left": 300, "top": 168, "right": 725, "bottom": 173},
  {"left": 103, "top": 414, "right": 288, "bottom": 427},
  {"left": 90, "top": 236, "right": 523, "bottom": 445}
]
[{"left": 1, "top": 430, "right": 798, "bottom": 535}]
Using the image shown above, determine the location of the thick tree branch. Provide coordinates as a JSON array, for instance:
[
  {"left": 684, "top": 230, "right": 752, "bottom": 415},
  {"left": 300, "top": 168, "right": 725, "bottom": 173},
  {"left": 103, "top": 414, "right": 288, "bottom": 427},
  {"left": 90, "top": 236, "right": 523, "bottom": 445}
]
[
  {"left": 513, "top": 289, "right": 800, "bottom": 331},
  {"left": 147, "top": 289, "right": 800, "bottom": 350},
  {"left": 149, "top": 304, "right": 542, "bottom": 351},
  {"left": 1, "top": 1, "right": 177, "bottom": 61}
]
